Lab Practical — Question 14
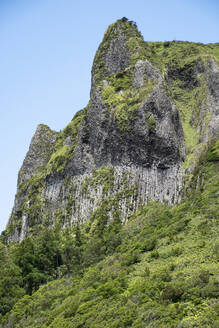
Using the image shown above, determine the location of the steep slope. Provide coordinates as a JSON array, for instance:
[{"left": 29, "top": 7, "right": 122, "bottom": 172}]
[
  {"left": 0, "top": 142, "right": 218, "bottom": 328},
  {"left": 4, "top": 18, "right": 219, "bottom": 245}
]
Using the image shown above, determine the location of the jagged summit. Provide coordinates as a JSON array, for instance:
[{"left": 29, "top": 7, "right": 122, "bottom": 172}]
[
  {"left": 91, "top": 18, "right": 144, "bottom": 91},
  {"left": 4, "top": 19, "right": 219, "bottom": 243}
]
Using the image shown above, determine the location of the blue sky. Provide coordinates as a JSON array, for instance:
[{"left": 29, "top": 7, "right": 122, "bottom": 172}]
[{"left": 0, "top": 0, "right": 219, "bottom": 232}]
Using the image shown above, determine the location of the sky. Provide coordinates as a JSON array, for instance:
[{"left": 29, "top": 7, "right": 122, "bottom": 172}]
[{"left": 0, "top": 0, "right": 219, "bottom": 233}]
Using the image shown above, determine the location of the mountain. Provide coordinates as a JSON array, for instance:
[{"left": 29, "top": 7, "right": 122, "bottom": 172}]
[
  {"left": 0, "top": 18, "right": 218, "bottom": 327},
  {"left": 4, "top": 18, "right": 218, "bottom": 243}
]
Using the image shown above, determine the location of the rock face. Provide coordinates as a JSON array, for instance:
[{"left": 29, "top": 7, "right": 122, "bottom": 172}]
[
  {"left": 5, "top": 19, "right": 219, "bottom": 242},
  {"left": 202, "top": 59, "right": 219, "bottom": 142},
  {"left": 18, "top": 125, "right": 58, "bottom": 185}
]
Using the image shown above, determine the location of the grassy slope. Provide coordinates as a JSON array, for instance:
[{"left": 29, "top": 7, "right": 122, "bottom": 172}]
[{"left": 1, "top": 143, "right": 218, "bottom": 328}]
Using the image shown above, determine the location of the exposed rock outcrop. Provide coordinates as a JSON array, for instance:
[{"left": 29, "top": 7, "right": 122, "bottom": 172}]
[
  {"left": 18, "top": 124, "right": 58, "bottom": 185},
  {"left": 5, "top": 19, "right": 219, "bottom": 242}
]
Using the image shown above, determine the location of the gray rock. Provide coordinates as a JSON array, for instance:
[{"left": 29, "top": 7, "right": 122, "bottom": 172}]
[
  {"left": 133, "top": 60, "right": 161, "bottom": 88},
  {"left": 18, "top": 124, "right": 58, "bottom": 185},
  {"left": 105, "top": 30, "right": 130, "bottom": 74}
]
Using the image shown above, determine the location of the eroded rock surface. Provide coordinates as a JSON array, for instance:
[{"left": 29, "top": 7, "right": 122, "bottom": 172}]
[
  {"left": 6, "top": 19, "right": 219, "bottom": 242},
  {"left": 18, "top": 124, "right": 58, "bottom": 185}
]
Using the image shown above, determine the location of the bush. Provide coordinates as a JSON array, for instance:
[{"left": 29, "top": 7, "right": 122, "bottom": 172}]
[
  {"left": 161, "top": 285, "right": 183, "bottom": 302},
  {"left": 150, "top": 250, "right": 159, "bottom": 259}
]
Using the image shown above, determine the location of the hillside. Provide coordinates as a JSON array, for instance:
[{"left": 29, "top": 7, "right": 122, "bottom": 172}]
[
  {"left": 0, "top": 18, "right": 219, "bottom": 327},
  {"left": 0, "top": 143, "right": 218, "bottom": 327}
]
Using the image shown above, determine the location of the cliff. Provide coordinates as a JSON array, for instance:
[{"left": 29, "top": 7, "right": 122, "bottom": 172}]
[{"left": 5, "top": 18, "right": 219, "bottom": 242}]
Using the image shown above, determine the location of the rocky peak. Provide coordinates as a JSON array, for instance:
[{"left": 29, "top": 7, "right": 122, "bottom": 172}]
[
  {"left": 18, "top": 124, "right": 58, "bottom": 185},
  {"left": 91, "top": 18, "right": 144, "bottom": 92}
]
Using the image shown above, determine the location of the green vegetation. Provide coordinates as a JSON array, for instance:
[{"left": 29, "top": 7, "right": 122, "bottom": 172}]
[
  {"left": 91, "top": 166, "right": 115, "bottom": 194},
  {"left": 170, "top": 77, "right": 208, "bottom": 169},
  {"left": 0, "top": 243, "right": 24, "bottom": 316},
  {"left": 101, "top": 78, "right": 156, "bottom": 131},
  {"left": 47, "top": 107, "right": 87, "bottom": 173},
  {"left": 0, "top": 141, "right": 218, "bottom": 327},
  {"left": 145, "top": 114, "right": 156, "bottom": 131},
  {"left": 208, "top": 140, "right": 219, "bottom": 162},
  {"left": 48, "top": 145, "right": 72, "bottom": 173},
  {"left": 101, "top": 84, "right": 140, "bottom": 131},
  {"left": 106, "top": 68, "right": 134, "bottom": 91}
]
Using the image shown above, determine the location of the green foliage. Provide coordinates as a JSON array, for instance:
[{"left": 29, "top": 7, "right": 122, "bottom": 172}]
[
  {"left": 47, "top": 106, "right": 87, "bottom": 173},
  {"left": 13, "top": 229, "right": 62, "bottom": 295},
  {"left": 0, "top": 154, "right": 218, "bottom": 327},
  {"left": 101, "top": 84, "right": 139, "bottom": 131},
  {"left": 92, "top": 166, "right": 115, "bottom": 194},
  {"left": 101, "top": 79, "right": 156, "bottom": 132},
  {"left": 145, "top": 114, "right": 156, "bottom": 131},
  {"left": 48, "top": 145, "right": 72, "bottom": 172},
  {"left": 107, "top": 69, "right": 133, "bottom": 91},
  {"left": 208, "top": 140, "right": 219, "bottom": 162},
  {"left": 0, "top": 243, "right": 25, "bottom": 315},
  {"left": 160, "top": 284, "right": 183, "bottom": 302}
]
